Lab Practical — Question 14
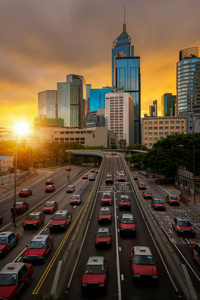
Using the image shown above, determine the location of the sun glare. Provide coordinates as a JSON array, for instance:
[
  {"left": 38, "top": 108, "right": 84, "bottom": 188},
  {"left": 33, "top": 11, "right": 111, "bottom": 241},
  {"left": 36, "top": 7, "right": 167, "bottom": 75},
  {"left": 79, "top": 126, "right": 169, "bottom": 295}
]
[{"left": 13, "top": 121, "right": 30, "bottom": 136}]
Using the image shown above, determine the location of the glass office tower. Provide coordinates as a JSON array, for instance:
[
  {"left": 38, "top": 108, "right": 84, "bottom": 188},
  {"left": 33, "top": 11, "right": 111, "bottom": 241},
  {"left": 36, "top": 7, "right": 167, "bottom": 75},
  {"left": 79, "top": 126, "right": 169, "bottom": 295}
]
[
  {"left": 90, "top": 87, "right": 111, "bottom": 111},
  {"left": 177, "top": 47, "right": 200, "bottom": 114},
  {"left": 112, "top": 23, "right": 141, "bottom": 144}
]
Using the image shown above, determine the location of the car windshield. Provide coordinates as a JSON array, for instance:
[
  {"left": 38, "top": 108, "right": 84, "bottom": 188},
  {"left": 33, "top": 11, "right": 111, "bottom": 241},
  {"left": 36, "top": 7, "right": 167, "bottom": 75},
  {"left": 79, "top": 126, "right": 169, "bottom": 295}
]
[
  {"left": 45, "top": 202, "right": 54, "bottom": 207},
  {"left": 83, "top": 174, "right": 87, "bottom": 177},
  {"left": 16, "top": 203, "right": 23, "bottom": 207},
  {"left": 0, "top": 273, "right": 18, "bottom": 286},
  {"left": 140, "top": 183, "right": 145, "bottom": 185},
  {"left": 121, "top": 217, "right": 134, "bottom": 224},
  {"left": 53, "top": 215, "right": 66, "bottom": 220},
  {"left": 46, "top": 185, "right": 53, "bottom": 188},
  {"left": 21, "top": 189, "right": 27, "bottom": 192},
  {"left": 0, "top": 273, "right": 17, "bottom": 286},
  {"left": 26, "top": 215, "right": 39, "bottom": 220},
  {"left": 102, "top": 194, "right": 111, "bottom": 198},
  {"left": 72, "top": 195, "right": 79, "bottom": 199},
  {"left": 97, "top": 232, "right": 110, "bottom": 237},
  {"left": 28, "top": 241, "right": 45, "bottom": 249},
  {"left": 106, "top": 175, "right": 112, "bottom": 178},
  {"left": 120, "top": 197, "right": 129, "bottom": 201},
  {"left": 0, "top": 237, "right": 8, "bottom": 244},
  {"left": 119, "top": 174, "right": 124, "bottom": 177},
  {"left": 100, "top": 210, "right": 110, "bottom": 215},
  {"left": 85, "top": 264, "right": 105, "bottom": 274},
  {"left": 154, "top": 199, "right": 163, "bottom": 204},
  {"left": 67, "top": 186, "right": 73, "bottom": 189},
  {"left": 133, "top": 254, "right": 155, "bottom": 265},
  {"left": 178, "top": 220, "right": 191, "bottom": 226},
  {"left": 169, "top": 195, "right": 178, "bottom": 199},
  {"left": 145, "top": 191, "right": 152, "bottom": 194}
]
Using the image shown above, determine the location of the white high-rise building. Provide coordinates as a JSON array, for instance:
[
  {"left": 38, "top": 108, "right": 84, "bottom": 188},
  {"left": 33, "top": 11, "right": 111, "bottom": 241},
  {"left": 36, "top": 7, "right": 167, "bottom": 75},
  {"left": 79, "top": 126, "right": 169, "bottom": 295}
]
[
  {"left": 105, "top": 92, "right": 134, "bottom": 146},
  {"left": 38, "top": 90, "right": 57, "bottom": 118}
]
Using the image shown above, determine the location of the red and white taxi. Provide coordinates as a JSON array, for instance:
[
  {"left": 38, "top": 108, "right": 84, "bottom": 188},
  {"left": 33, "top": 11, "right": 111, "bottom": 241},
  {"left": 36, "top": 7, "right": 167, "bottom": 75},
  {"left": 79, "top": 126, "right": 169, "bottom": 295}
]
[
  {"left": 42, "top": 201, "right": 58, "bottom": 214},
  {"left": 130, "top": 246, "right": 158, "bottom": 283},
  {"left": 0, "top": 262, "right": 33, "bottom": 300},
  {"left": 18, "top": 189, "right": 32, "bottom": 197},
  {"left": 45, "top": 185, "right": 56, "bottom": 193},
  {"left": 119, "top": 214, "right": 136, "bottom": 236},
  {"left": 101, "top": 192, "right": 112, "bottom": 205},
  {"left": 0, "top": 232, "right": 20, "bottom": 258},
  {"left": 166, "top": 194, "right": 180, "bottom": 206},
  {"left": 119, "top": 195, "right": 131, "bottom": 210},
  {"left": 98, "top": 207, "right": 112, "bottom": 224},
  {"left": 66, "top": 185, "right": 75, "bottom": 193},
  {"left": 10, "top": 201, "right": 29, "bottom": 214},
  {"left": 23, "top": 235, "right": 54, "bottom": 264},
  {"left": 49, "top": 210, "right": 72, "bottom": 232},
  {"left": 95, "top": 228, "right": 111, "bottom": 248},
  {"left": 23, "top": 212, "right": 45, "bottom": 230}
]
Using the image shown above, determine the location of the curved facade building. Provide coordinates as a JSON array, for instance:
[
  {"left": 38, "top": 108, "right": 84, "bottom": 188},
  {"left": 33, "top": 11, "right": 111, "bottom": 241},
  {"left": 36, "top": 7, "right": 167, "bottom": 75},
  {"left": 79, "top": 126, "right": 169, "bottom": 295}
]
[{"left": 177, "top": 47, "right": 200, "bottom": 114}]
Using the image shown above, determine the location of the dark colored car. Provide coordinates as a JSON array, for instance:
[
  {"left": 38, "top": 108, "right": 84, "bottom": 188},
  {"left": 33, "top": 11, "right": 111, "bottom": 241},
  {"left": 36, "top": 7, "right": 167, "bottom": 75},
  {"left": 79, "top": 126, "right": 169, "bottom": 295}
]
[
  {"left": 45, "top": 179, "right": 54, "bottom": 185},
  {"left": 82, "top": 174, "right": 88, "bottom": 179},
  {"left": 23, "top": 234, "right": 54, "bottom": 264},
  {"left": 18, "top": 189, "right": 32, "bottom": 197},
  {"left": 98, "top": 208, "right": 112, "bottom": 224},
  {"left": 130, "top": 246, "right": 158, "bottom": 283},
  {"left": 138, "top": 182, "right": 147, "bottom": 190},
  {"left": 90, "top": 169, "right": 95, "bottom": 173},
  {"left": 119, "top": 195, "right": 131, "bottom": 210},
  {"left": 0, "top": 232, "right": 20, "bottom": 258},
  {"left": 166, "top": 194, "right": 180, "bottom": 205},
  {"left": 45, "top": 185, "right": 56, "bottom": 193},
  {"left": 81, "top": 256, "right": 109, "bottom": 295},
  {"left": 0, "top": 262, "right": 33, "bottom": 300},
  {"left": 118, "top": 173, "right": 126, "bottom": 182},
  {"left": 151, "top": 198, "right": 166, "bottom": 211},
  {"left": 70, "top": 194, "right": 82, "bottom": 205},
  {"left": 119, "top": 214, "right": 136, "bottom": 236},
  {"left": 10, "top": 201, "right": 29, "bottom": 214},
  {"left": 101, "top": 192, "right": 112, "bottom": 205},
  {"left": 95, "top": 228, "right": 111, "bottom": 248},
  {"left": 172, "top": 217, "right": 195, "bottom": 237},
  {"left": 105, "top": 174, "right": 114, "bottom": 184},
  {"left": 66, "top": 185, "right": 75, "bottom": 193},
  {"left": 143, "top": 190, "right": 153, "bottom": 199},
  {"left": 49, "top": 210, "right": 72, "bottom": 232},
  {"left": 23, "top": 212, "right": 45, "bottom": 230},
  {"left": 42, "top": 201, "right": 58, "bottom": 214}
]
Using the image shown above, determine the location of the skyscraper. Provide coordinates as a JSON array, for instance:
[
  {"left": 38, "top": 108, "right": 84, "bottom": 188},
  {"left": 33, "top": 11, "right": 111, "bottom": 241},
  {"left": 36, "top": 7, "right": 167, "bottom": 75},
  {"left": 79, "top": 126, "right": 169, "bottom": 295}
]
[
  {"left": 177, "top": 47, "right": 200, "bottom": 114},
  {"left": 149, "top": 100, "right": 157, "bottom": 117},
  {"left": 57, "top": 74, "right": 86, "bottom": 128},
  {"left": 38, "top": 90, "right": 57, "bottom": 119},
  {"left": 112, "top": 23, "right": 141, "bottom": 144},
  {"left": 105, "top": 91, "right": 134, "bottom": 146},
  {"left": 90, "top": 87, "right": 111, "bottom": 111},
  {"left": 161, "top": 93, "right": 176, "bottom": 116}
]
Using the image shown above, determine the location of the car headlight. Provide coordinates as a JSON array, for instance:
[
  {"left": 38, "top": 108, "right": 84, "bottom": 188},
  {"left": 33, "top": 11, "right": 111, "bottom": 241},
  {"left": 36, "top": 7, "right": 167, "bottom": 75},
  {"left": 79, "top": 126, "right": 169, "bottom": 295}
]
[
  {"left": 134, "top": 274, "right": 140, "bottom": 278},
  {"left": 37, "top": 256, "right": 44, "bottom": 259},
  {"left": 33, "top": 224, "right": 37, "bottom": 226},
  {"left": 152, "top": 275, "right": 158, "bottom": 279},
  {"left": 60, "top": 225, "right": 65, "bottom": 227},
  {"left": 0, "top": 251, "right": 3, "bottom": 254}
]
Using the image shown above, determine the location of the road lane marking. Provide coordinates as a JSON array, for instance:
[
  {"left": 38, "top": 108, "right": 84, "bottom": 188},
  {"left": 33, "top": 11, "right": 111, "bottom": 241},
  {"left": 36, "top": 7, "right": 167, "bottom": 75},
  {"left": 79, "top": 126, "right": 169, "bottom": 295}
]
[
  {"left": 121, "top": 274, "right": 124, "bottom": 281},
  {"left": 32, "top": 193, "right": 91, "bottom": 295}
]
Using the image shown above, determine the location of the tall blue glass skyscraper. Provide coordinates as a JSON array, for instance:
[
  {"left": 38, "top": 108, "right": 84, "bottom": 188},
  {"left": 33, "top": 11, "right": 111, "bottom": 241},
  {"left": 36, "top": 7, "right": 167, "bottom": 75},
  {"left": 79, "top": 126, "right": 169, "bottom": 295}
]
[
  {"left": 90, "top": 87, "right": 111, "bottom": 111},
  {"left": 112, "top": 23, "right": 141, "bottom": 144}
]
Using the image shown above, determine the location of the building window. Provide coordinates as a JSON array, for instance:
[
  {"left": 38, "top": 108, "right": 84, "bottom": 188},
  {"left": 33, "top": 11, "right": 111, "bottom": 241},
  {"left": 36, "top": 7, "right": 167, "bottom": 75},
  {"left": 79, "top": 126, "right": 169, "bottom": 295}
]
[
  {"left": 170, "top": 121, "right": 174, "bottom": 124},
  {"left": 154, "top": 138, "right": 158, "bottom": 141},
  {"left": 159, "top": 121, "right": 163, "bottom": 124},
  {"left": 60, "top": 131, "right": 64, "bottom": 134},
  {"left": 170, "top": 126, "right": 174, "bottom": 129},
  {"left": 148, "top": 121, "right": 152, "bottom": 124},
  {"left": 154, "top": 121, "right": 158, "bottom": 124},
  {"left": 165, "top": 121, "right": 169, "bottom": 124},
  {"left": 154, "top": 127, "right": 158, "bottom": 130},
  {"left": 165, "top": 132, "right": 169, "bottom": 135},
  {"left": 149, "top": 127, "right": 152, "bottom": 130},
  {"left": 154, "top": 132, "right": 158, "bottom": 135},
  {"left": 149, "top": 132, "right": 152, "bottom": 135},
  {"left": 176, "top": 126, "right": 180, "bottom": 129},
  {"left": 165, "top": 126, "right": 169, "bottom": 129},
  {"left": 176, "top": 121, "right": 180, "bottom": 124},
  {"left": 159, "top": 132, "right": 163, "bottom": 135},
  {"left": 159, "top": 126, "right": 163, "bottom": 129},
  {"left": 149, "top": 143, "right": 152, "bottom": 146},
  {"left": 149, "top": 138, "right": 152, "bottom": 141}
]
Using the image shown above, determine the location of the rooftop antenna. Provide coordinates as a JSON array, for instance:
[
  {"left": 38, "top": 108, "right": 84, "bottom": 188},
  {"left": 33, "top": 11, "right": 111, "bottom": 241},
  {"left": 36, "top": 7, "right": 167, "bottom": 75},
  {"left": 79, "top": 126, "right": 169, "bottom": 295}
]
[{"left": 123, "top": 5, "right": 126, "bottom": 32}]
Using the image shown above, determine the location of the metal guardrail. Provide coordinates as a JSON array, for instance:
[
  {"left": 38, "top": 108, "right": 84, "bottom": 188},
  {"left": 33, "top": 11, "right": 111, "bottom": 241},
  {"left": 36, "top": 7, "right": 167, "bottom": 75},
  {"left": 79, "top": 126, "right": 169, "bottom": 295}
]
[{"left": 121, "top": 154, "right": 197, "bottom": 300}]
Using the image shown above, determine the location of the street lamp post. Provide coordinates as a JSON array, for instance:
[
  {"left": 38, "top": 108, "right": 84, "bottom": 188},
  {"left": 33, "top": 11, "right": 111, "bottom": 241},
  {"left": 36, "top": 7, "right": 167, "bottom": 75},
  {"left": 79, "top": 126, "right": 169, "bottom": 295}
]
[
  {"left": 13, "top": 137, "right": 18, "bottom": 224},
  {"left": 193, "top": 145, "right": 196, "bottom": 204}
]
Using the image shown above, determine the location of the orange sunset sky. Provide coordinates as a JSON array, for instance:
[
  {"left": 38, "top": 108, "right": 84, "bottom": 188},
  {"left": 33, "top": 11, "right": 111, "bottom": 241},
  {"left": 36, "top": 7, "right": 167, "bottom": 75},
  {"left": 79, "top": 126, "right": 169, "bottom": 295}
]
[{"left": 0, "top": 0, "right": 199, "bottom": 129}]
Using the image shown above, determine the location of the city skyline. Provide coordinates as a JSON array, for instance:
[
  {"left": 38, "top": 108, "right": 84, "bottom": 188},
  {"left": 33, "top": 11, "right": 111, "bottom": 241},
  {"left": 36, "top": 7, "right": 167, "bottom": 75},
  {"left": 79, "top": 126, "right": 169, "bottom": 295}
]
[{"left": 0, "top": 0, "right": 200, "bottom": 128}]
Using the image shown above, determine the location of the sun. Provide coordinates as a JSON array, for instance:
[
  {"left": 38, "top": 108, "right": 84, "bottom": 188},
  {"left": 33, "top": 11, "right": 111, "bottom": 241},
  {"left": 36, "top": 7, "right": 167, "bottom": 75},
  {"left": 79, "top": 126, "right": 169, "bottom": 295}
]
[{"left": 13, "top": 121, "right": 30, "bottom": 136}]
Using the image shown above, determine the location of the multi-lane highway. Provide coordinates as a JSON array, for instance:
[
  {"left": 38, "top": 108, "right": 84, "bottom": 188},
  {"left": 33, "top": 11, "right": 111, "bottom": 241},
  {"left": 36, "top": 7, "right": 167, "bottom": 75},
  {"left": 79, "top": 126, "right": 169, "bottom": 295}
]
[{"left": 0, "top": 154, "right": 199, "bottom": 300}]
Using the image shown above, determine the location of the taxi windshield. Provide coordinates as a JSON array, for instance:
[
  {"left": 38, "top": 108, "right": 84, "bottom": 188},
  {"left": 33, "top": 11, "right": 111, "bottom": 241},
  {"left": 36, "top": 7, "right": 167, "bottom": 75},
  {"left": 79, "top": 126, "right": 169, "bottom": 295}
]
[
  {"left": 72, "top": 195, "right": 79, "bottom": 199},
  {"left": 45, "top": 203, "right": 54, "bottom": 207},
  {"left": 0, "top": 273, "right": 17, "bottom": 286},
  {"left": 21, "top": 189, "right": 27, "bottom": 192},
  {"left": 154, "top": 199, "right": 163, "bottom": 204},
  {"left": 53, "top": 215, "right": 65, "bottom": 220},
  {"left": 178, "top": 220, "right": 191, "bottom": 226},
  {"left": 121, "top": 217, "right": 134, "bottom": 224},
  {"left": 100, "top": 210, "right": 110, "bottom": 215},
  {"left": 169, "top": 195, "right": 178, "bottom": 199},
  {"left": 0, "top": 237, "right": 8, "bottom": 244},
  {"left": 67, "top": 185, "right": 74, "bottom": 189},
  {"left": 97, "top": 232, "right": 109, "bottom": 237},
  {"left": 28, "top": 241, "right": 45, "bottom": 249},
  {"left": 16, "top": 203, "right": 23, "bottom": 207},
  {"left": 26, "top": 215, "right": 39, "bottom": 220},
  {"left": 85, "top": 264, "right": 105, "bottom": 274},
  {"left": 133, "top": 254, "right": 155, "bottom": 265},
  {"left": 102, "top": 194, "right": 111, "bottom": 198},
  {"left": 46, "top": 185, "right": 53, "bottom": 188}
]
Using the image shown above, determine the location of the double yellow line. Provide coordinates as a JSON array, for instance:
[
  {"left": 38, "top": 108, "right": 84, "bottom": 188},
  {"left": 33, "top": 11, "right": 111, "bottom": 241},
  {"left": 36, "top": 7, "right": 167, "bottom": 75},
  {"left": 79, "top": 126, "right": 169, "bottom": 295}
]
[{"left": 32, "top": 193, "right": 91, "bottom": 294}]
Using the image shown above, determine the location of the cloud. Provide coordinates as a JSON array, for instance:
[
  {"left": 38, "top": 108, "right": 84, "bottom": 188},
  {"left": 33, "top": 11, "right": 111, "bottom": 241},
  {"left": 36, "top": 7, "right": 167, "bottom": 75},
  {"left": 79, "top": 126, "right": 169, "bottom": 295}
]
[{"left": 0, "top": 0, "right": 200, "bottom": 127}]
